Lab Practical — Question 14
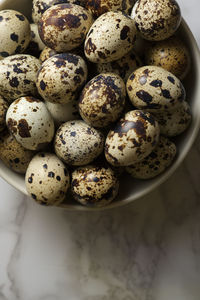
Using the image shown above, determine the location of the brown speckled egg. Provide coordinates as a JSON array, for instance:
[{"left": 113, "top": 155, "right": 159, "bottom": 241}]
[
  {"left": 36, "top": 53, "right": 88, "bottom": 104},
  {"left": 134, "top": 0, "right": 181, "bottom": 41},
  {"left": 153, "top": 101, "right": 192, "bottom": 137},
  {"left": 0, "top": 131, "right": 34, "bottom": 174},
  {"left": 79, "top": 73, "right": 126, "bottom": 128},
  {"left": 39, "top": 46, "right": 58, "bottom": 63},
  {"left": 105, "top": 110, "right": 160, "bottom": 167},
  {"left": 84, "top": 11, "right": 137, "bottom": 63},
  {"left": 54, "top": 120, "right": 104, "bottom": 165},
  {"left": 126, "top": 66, "right": 186, "bottom": 112},
  {"left": 126, "top": 136, "right": 176, "bottom": 179},
  {"left": 0, "top": 96, "right": 8, "bottom": 132},
  {"left": 25, "top": 152, "right": 70, "bottom": 206},
  {"left": 145, "top": 36, "right": 191, "bottom": 80},
  {"left": 6, "top": 96, "right": 55, "bottom": 150},
  {"left": 96, "top": 50, "right": 142, "bottom": 82},
  {"left": 0, "top": 54, "right": 41, "bottom": 103},
  {"left": 38, "top": 4, "right": 93, "bottom": 52},
  {"left": 85, "top": 0, "right": 136, "bottom": 18},
  {"left": 71, "top": 165, "right": 119, "bottom": 207},
  {"left": 26, "top": 23, "right": 46, "bottom": 57},
  {"left": 0, "top": 10, "right": 30, "bottom": 60}
]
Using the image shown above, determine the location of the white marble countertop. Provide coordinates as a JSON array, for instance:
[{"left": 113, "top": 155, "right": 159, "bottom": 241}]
[{"left": 0, "top": 1, "right": 200, "bottom": 299}]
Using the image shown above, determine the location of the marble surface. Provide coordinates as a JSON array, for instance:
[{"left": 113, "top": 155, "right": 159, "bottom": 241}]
[{"left": 1, "top": 1, "right": 200, "bottom": 299}]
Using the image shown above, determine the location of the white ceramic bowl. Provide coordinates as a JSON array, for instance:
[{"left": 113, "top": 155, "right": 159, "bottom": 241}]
[{"left": 0, "top": 0, "right": 200, "bottom": 211}]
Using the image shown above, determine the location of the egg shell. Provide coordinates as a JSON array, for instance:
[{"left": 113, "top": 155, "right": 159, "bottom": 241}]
[
  {"left": 54, "top": 120, "right": 104, "bottom": 165},
  {"left": 71, "top": 165, "right": 119, "bottom": 207},
  {"left": 25, "top": 23, "right": 46, "bottom": 57},
  {"left": 25, "top": 152, "right": 70, "bottom": 206},
  {"left": 32, "top": 0, "right": 83, "bottom": 25},
  {"left": 105, "top": 110, "right": 160, "bottom": 167},
  {"left": 0, "top": 96, "right": 8, "bottom": 132},
  {"left": 0, "top": 131, "right": 35, "bottom": 174},
  {"left": 79, "top": 73, "right": 126, "bottom": 128},
  {"left": 6, "top": 96, "right": 55, "bottom": 150},
  {"left": 0, "top": 54, "right": 41, "bottom": 103},
  {"left": 96, "top": 50, "right": 142, "bottom": 82},
  {"left": 153, "top": 100, "right": 192, "bottom": 137},
  {"left": 84, "top": 11, "right": 137, "bottom": 63},
  {"left": 39, "top": 47, "right": 58, "bottom": 62},
  {"left": 45, "top": 100, "right": 79, "bottom": 127},
  {"left": 126, "top": 136, "right": 176, "bottom": 179},
  {"left": 134, "top": 0, "right": 181, "bottom": 41},
  {"left": 0, "top": 10, "right": 30, "bottom": 60},
  {"left": 126, "top": 66, "right": 186, "bottom": 112},
  {"left": 38, "top": 3, "right": 93, "bottom": 52},
  {"left": 36, "top": 53, "right": 88, "bottom": 104},
  {"left": 144, "top": 36, "right": 191, "bottom": 80}
]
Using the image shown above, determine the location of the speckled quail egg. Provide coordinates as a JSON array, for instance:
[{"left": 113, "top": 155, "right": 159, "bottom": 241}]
[
  {"left": 126, "top": 66, "right": 186, "bottom": 112},
  {"left": 45, "top": 100, "right": 79, "bottom": 127},
  {"left": 96, "top": 50, "right": 142, "bottom": 82},
  {"left": 0, "top": 54, "right": 41, "bottom": 103},
  {"left": 105, "top": 110, "right": 160, "bottom": 167},
  {"left": 133, "top": 0, "right": 181, "bottom": 41},
  {"left": 85, "top": 0, "right": 136, "bottom": 18},
  {"left": 36, "top": 53, "right": 88, "bottom": 104},
  {"left": 0, "top": 96, "right": 8, "bottom": 132},
  {"left": 71, "top": 165, "right": 119, "bottom": 207},
  {"left": 126, "top": 136, "right": 176, "bottom": 179},
  {"left": 39, "top": 46, "right": 58, "bottom": 63},
  {"left": 84, "top": 11, "right": 137, "bottom": 63},
  {"left": 144, "top": 36, "right": 191, "bottom": 80},
  {"left": 153, "top": 100, "right": 192, "bottom": 137},
  {"left": 54, "top": 120, "right": 104, "bottom": 165},
  {"left": 79, "top": 73, "right": 126, "bottom": 128},
  {"left": 0, "top": 131, "right": 34, "bottom": 174},
  {"left": 6, "top": 96, "right": 55, "bottom": 150},
  {"left": 38, "top": 3, "right": 93, "bottom": 52},
  {"left": 0, "top": 10, "right": 30, "bottom": 60},
  {"left": 32, "top": 0, "right": 82, "bottom": 25},
  {"left": 25, "top": 152, "right": 70, "bottom": 206},
  {"left": 26, "top": 23, "right": 45, "bottom": 57}
]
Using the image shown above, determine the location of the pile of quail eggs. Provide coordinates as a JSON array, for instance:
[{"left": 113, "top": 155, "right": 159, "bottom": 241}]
[{"left": 0, "top": 0, "right": 192, "bottom": 208}]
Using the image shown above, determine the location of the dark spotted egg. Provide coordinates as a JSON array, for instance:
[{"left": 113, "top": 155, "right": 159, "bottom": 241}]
[
  {"left": 39, "top": 46, "right": 58, "bottom": 63},
  {"left": 25, "top": 152, "right": 70, "bottom": 206},
  {"left": 36, "top": 53, "right": 88, "bottom": 104},
  {"left": 6, "top": 96, "right": 55, "bottom": 150},
  {"left": 126, "top": 66, "right": 186, "bottom": 112},
  {"left": 54, "top": 120, "right": 104, "bottom": 166},
  {"left": 126, "top": 136, "right": 176, "bottom": 179},
  {"left": 25, "top": 23, "right": 46, "bottom": 57},
  {"left": 0, "top": 96, "right": 8, "bottom": 132},
  {"left": 0, "top": 54, "right": 41, "bottom": 103},
  {"left": 0, "top": 10, "right": 30, "bottom": 60},
  {"left": 38, "top": 3, "right": 93, "bottom": 52},
  {"left": 84, "top": 11, "right": 137, "bottom": 63},
  {"left": 133, "top": 0, "right": 181, "bottom": 41},
  {"left": 105, "top": 110, "right": 160, "bottom": 167},
  {"left": 71, "top": 165, "right": 119, "bottom": 207}
]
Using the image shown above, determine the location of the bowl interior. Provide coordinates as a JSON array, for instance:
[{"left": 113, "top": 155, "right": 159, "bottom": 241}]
[{"left": 0, "top": 0, "right": 200, "bottom": 211}]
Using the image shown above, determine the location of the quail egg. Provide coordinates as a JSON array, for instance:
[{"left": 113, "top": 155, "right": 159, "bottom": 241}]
[
  {"left": 79, "top": 73, "right": 126, "bottom": 128},
  {"left": 71, "top": 165, "right": 119, "bottom": 207},
  {"left": 96, "top": 50, "right": 142, "bottom": 82},
  {"left": 133, "top": 0, "right": 181, "bottom": 41},
  {"left": 54, "top": 120, "right": 104, "bottom": 165},
  {"left": 6, "top": 96, "right": 55, "bottom": 150},
  {"left": 25, "top": 152, "right": 70, "bottom": 206},
  {"left": 0, "top": 96, "right": 8, "bottom": 132},
  {"left": 126, "top": 66, "right": 186, "bottom": 112},
  {"left": 36, "top": 53, "right": 88, "bottom": 104},
  {"left": 0, "top": 10, "right": 30, "bottom": 60},
  {"left": 0, "top": 131, "right": 35, "bottom": 174},
  {"left": 39, "top": 46, "right": 58, "bottom": 63},
  {"left": 0, "top": 54, "right": 41, "bottom": 103},
  {"left": 84, "top": 11, "right": 137, "bottom": 63},
  {"left": 38, "top": 3, "right": 93, "bottom": 52},
  {"left": 105, "top": 110, "right": 160, "bottom": 166},
  {"left": 145, "top": 36, "right": 191, "bottom": 80},
  {"left": 26, "top": 23, "right": 46, "bottom": 57},
  {"left": 126, "top": 136, "right": 176, "bottom": 179}
]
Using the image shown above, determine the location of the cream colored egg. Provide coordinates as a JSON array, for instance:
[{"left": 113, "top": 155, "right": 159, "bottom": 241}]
[
  {"left": 26, "top": 23, "right": 45, "bottom": 57},
  {"left": 39, "top": 46, "right": 58, "bottom": 63},
  {"left": 0, "top": 96, "right": 8, "bottom": 132}
]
